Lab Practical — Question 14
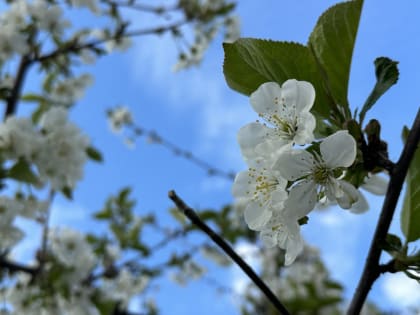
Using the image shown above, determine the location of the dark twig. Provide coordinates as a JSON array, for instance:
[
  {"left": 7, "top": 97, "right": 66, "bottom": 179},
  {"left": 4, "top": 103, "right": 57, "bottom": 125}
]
[
  {"left": 0, "top": 255, "right": 38, "bottom": 276},
  {"left": 4, "top": 55, "right": 31, "bottom": 119},
  {"left": 103, "top": 0, "right": 178, "bottom": 13},
  {"left": 348, "top": 108, "right": 420, "bottom": 315},
  {"left": 168, "top": 190, "right": 290, "bottom": 315},
  {"left": 34, "top": 20, "right": 187, "bottom": 63},
  {"left": 126, "top": 124, "right": 236, "bottom": 181}
]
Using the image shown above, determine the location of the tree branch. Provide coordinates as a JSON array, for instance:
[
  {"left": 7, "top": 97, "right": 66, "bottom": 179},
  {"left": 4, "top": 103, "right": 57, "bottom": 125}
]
[
  {"left": 168, "top": 190, "right": 290, "bottom": 315},
  {"left": 347, "top": 108, "right": 420, "bottom": 315},
  {"left": 34, "top": 20, "right": 187, "bottom": 64},
  {"left": 0, "top": 255, "right": 38, "bottom": 276},
  {"left": 4, "top": 55, "right": 31, "bottom": 119}
]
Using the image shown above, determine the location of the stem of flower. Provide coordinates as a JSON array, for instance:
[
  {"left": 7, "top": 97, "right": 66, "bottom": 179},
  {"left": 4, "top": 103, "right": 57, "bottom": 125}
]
[
  {"left": 168, "top": 190, "right": 291, "bottom": 315},
  {"left": 347, "top": 108, "right": 420, "bottom": 314}
]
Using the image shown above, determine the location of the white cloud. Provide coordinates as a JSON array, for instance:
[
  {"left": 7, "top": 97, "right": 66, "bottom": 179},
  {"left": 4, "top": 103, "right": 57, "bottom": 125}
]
[
  {"left": 381, "top": 272, "right": 420, "bottom": 310},
  {"left": 129, "top": 32, "right": 253, "bottom": 178},
  {"left": 49, "top": 202, "right": 91, "bottom": 228},
  {"left": 230, "top": 242, "right": 261, "bottom": 296}
]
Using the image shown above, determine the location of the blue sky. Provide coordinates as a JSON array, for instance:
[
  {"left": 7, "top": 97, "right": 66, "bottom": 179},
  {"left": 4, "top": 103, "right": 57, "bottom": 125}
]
[{"left": 14, "top": 1, "right": 420, "bottom": 314}]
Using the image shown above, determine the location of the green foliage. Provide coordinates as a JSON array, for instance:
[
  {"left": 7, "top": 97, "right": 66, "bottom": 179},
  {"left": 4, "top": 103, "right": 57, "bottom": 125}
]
[
  {"left": 7, "top": 158, "right": 40, "bottom": 185},
  {"left": 223, "top": 39, "right": 331, "bottom": 118},
  {"left": 359, "top": 57, "right": 399, "bottom": 124},
  {"left": 401, "top": 126, "right": 420, "bottom": 243},
  {"left": 308, "top": 0, "right": 363, "bottom": 115},
  {"left": 382, "top": 233, "right": 403, "bottom": 257},
  {"left": 86, "top": 146, "right": 103, "bottom": 163},
  {"left": 224, "top": 0, "right": 364, "bottom": 128},
  {"left": 94, "top": 188, "right": 153, "bottom": 256}
]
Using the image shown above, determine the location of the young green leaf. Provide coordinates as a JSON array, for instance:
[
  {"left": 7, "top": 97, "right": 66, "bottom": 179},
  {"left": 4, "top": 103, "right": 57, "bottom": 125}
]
[
  {"left": 308, "top": 0, "right": 363, "bottom": 115},
  {"left": 223, "top": 38, "right": 332, "bottom": 117},
  {"left": 359, "top": 57, "right": 399, "bottom": 124},
  {"left": 7, "top": 158, "right": 40, "bottom": 185},
  {"left": 86, "top": 146, "right": 103, "bottom": 162},
  {"left": 401, "top": 126, "right": 420, "bottom": 243}
]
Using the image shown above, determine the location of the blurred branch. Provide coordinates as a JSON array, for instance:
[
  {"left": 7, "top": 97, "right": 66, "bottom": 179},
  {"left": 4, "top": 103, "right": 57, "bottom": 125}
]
[
  {"left": 0, "top": 255, "right": 38, "bottom": 276},
  {"left": 103, "top": 0, "right": 178, "bottom": 13},
  {"left": 168, "top": 190, "right": 290, "bottom": 315},
  {"left": 34, "top": 20, "right": 187, "bottom": 64},
  {"left": 348, "top": 107, "right": 420, "bottom": 315},
  {"left": 4, "top": 55, "right": 31, "bottom": 119},
  {"left": 127, "top": 124, "right": 236, "bottom": 180}
]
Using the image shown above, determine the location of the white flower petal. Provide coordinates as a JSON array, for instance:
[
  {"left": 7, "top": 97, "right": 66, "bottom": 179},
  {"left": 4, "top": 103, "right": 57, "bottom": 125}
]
[
  {"left": 275, "top": 149, "right": 315, "bottom": 181},
  {"left": 237, "top": 123, "right": 273, "bottom": 161},
  {"left": 294, "top": 111, "right": 316, "bottom": 145},
  {"left": 250, "top": 82, "right": 281, "bottom": 115},
  {"left": 255, "top": 140, "right": 292, "bottom": 164},
  {"left": 326, "top": 177, "right": 344, "bottom": 199},
  {"left": 281, "top": 79, "right": 315, "bottom": 113},
  {"left": 260, "top": 229, "right": 277, "bottom": 248},
  {"left": 321, "top": 130, "right": 357, "bottom": 168},
  {"left": 350, "top": 190, "right": 369, "bottom": 213},
  {"left": 244, "top": 201, "right": 272, "bottom": 230},
  {"left": 285, "top": 179, "right": 317, "bottom": 219},
  {"left": 336, "top": 180, "right": 359, "bottom": 209},
  {"left": 231, "top": 171, "right": 250, "bottom": 198},
  {"left": 284, "top": 229, "right": 304, "bottom": 266},
  {"left": 362, "top": 174, "right": 389, "bottom": 195}
]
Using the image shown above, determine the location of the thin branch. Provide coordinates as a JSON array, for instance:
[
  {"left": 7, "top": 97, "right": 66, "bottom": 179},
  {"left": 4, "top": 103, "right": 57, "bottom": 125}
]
[
  {"left": 33, "top": 20, "right": 187, "bottom": 63},
  {"left": 168, "top": 190, "right": 290, "bottom": 315},
  {"left": 127, "top": 124, "right": 235, "bottom": 181},
  {"left": 103, "top": 0, "right": 178, "bottom": 14},
  {"left": 0, "top": 256, "right": 38, "bottom": 276},
  {"left": 3, "top": 55, "right": 31, "bottom": 119},
  {"left": 347, "top": 107, "right": 420, "bottom": 315}
]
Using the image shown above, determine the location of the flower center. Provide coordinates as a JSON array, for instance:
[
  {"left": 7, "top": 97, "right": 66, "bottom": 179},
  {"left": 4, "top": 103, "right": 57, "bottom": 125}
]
[
  {"left": 313, "top": 165, "right": 330, "bottom": 184},
  {"left": 247, "top": 167, "right": 279, "bottom": 206}
]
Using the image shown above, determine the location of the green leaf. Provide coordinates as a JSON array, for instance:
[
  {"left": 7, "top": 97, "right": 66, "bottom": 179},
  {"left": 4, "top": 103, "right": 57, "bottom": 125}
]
[
  {"left": 170, "top": 207, "right": 186, "bottom": 225},
  {"left": 359, "top": 57, "right": 399, "bottom": 124},
  {"left": 7, "top": 158, "right": 39, "bottom": 185},
  {"left": 61, "top": 186, "right": 73, "bottom": 200},
  {"left": 86, "top": 146, "right": 103, "bottom": 162},
  {"left": 308, "top": 0, "right": 363, "bottom": 114},
  {"left": 223, "top": 39, "right": 332, "bottom": 118},
  {"left": 401, "top": 126, "right": 420, "bottom": 242},
  {"left": 21, "top": 93, "right": 48, "bottom": 103}
]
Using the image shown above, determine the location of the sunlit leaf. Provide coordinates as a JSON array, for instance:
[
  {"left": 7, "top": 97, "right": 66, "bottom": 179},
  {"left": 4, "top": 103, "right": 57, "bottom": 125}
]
[
  {"left": 401, "top": 126, "right": 420, "bottom": 242},
  {"left": 359, "top": 57, "right": 399, "bottom": 124},
  {"left": 308, "top": 0, "right": 363, "bottom": 115},
  {"left": 223, "top": 38, "right": 332, "bottom": 118}
]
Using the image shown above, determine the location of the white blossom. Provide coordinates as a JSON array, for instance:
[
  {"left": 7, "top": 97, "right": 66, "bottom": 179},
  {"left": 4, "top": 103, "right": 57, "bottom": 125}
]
[
  {"left": 276, "top": 130, "right": 358, "bottom": 217},
  {"left": 224, "top": 16, "right": 240, "bottom": 43},
  {"left": 350, "top": 174, "right": 389, "bottom": 213},
  {"left": 0, "top": 116, "right": 41, "bottom": 159},
  {"left": 101, "top": 268, "right": 148, "bottom": 307},
  {"left": 48, "top": 74, "right": 93, "bottom": 106},
  {"left": 28, "top": 0, "right": 70, "bottom": 35},
  {"left": 69, "top": 0, "right": 100, "bottom": 13},
  {"left": 0, "top": 24, "right": 29, "bottom": 61},
  {"left": 50, "top": 227, "right": 96, "bottom": 279},
  {"left": 260, "top": 211, "right": 303, "bottom": 266},
  {"left": 35, "top": 107, "right": 89, "bottom": 190},
  {"left": 232, "top": 160, "right": 288, "bottom": 231},
  {"left": 242, "top": 79, "right": 316, "bottom": 153},
  {"left": 107, "top": 106, "right": 133, "bottom": 133}
]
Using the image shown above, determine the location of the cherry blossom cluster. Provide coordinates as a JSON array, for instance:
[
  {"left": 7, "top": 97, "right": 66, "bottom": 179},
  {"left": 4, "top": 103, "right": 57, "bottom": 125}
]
[
  {"left": 6, "top": 227, "right": 149, "bottom": 315},
  {"left": 0, "top": 107, "right": 89, "bottom": 190},
  {"left": 232, "top": 79, "right": 361, "bottom": 265},
  {"left": 0, "top": 0, "right": 101, "bottom": 62}
]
